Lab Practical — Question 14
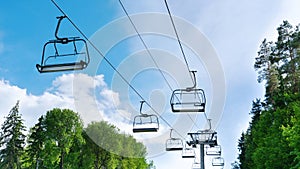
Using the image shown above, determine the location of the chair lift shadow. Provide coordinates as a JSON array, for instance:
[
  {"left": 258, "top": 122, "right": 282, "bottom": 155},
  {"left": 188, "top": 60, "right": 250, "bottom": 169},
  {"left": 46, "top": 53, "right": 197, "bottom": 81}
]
[
  {"left": 166, "top": 129, "right": 184, "bottom": 151},
  {"left": 36, "top": 16, "right": 90, "bottom": 73},
  {"left": 132, "top": 101, "right": 159, "bottom": 133},
  {"left": 170, "top": 71, "right": 206, "bottom": 113}
]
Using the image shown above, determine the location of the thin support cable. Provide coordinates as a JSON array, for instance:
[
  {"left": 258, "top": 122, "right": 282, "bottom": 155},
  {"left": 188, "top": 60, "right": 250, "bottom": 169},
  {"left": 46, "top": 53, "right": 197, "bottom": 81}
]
[
  {"left": 118, "top": 0, "right": 201, "bottom": 130},
  {"left": 50, "top": 0, "right": 185, "bottom": 139},
  {"left": 163, "top": 0, "right": 193, "bottom": 81},
  {"left": 163, "top": 0, "right": 210, "bottom": 125}
]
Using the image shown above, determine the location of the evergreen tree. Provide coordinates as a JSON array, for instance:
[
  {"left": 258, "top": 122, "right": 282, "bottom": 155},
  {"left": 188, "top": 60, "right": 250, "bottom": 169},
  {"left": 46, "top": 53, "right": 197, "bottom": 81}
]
[
  {"left": 24, "top": 116, "right": 46, "bottom": 169},
  {"left": 237, "top": 20, "right": 300, "bottom": 169},
  {"left": 282, "top": 95, "right": 300, "bottom": 169},
  {"left": 0, "top": 101, "right": 26, "bottom": 169},
  {"left": 255, "top": 39, "right": 279, "bottom": 105}
]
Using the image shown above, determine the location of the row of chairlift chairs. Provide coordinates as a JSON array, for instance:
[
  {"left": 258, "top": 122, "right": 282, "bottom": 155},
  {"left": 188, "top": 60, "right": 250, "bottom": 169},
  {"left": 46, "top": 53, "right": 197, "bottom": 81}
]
[
  {"left": 190, "top": 147, "right": 224, "bottom": 169},
  {"left": 132, "top": 70, "right": 206, "bottom": 133},
  {"left": 37, "top": 16, "right": 223, "bottom": 168},
  {"left": 166, "top": 124, "right": 225, "bottom": 168},
  {"left": 37, "top": 16, "right": 206, "bottom": 134}
]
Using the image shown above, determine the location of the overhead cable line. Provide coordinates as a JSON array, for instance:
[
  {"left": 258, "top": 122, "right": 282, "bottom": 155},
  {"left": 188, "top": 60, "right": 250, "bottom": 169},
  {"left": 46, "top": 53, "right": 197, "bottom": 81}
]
[
  {"left": 163, "top": 0, "right": 209, "bottom": 124},
  {"left": 118, "top": 0, "right": 201, "bottom": 130},
  {"left": 50, "top": 0, "right": 185, "bottom": 139},
  {"left": 163, "top": 0, "right": 194, "bottom": 81}
]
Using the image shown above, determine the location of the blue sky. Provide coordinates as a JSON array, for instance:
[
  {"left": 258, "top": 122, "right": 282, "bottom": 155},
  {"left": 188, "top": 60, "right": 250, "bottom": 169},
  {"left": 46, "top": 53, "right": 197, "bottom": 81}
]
[{"left": 1, "top": 0, "right": 300, "bottom": 169}]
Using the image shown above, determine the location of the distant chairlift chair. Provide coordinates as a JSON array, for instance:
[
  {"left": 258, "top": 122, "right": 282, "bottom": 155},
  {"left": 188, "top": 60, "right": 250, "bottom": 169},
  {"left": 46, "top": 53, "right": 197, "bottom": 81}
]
[
  {"left": 182, "top": 145, "right": 195, "bottom": 158},
  {"left": 36, "top": 16, "right": 90, "bottom": 73},
  {"left": 166, "top": 129, "right": 184, "bottom": 151},
  {"left": 192, "top": 160, "right": 201, "bottom": 169},
  {"left": 212, "top": 157, "right": 225, "bottom": 167},
  {"left": 170, "top": 71, "right": 206, "bottom": 113},
  {"left": 132, "top": 101, "right": 159, "bottom": 133},
  {"left": 187, "top": 119, "right": 218, "bottom": 147},
  {"left": 206, "top": 145, "right": 222, "bottom": 156}
]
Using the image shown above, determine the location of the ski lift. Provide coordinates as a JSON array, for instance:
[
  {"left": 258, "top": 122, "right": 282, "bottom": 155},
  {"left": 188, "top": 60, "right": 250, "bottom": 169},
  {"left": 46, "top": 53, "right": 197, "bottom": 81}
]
[
  {"left": 182, "top": 146, "right": 195, "bottom": 158},
  {"left": 36, "top": 16, "right": 90, "bottom": 73},
  {"left": 192, "top": 161, "right": 201, "bottom": 169},
  {"left": 166, "top": 129, "right": 184, "bottom": 151},
  {"left": 187, "top": 119, "right": 218, "bottom": 146},
  {"left": 170, "top": 71, "right": 206, "bottom": 112},
  {"left": 206, "top": 145, "right": 222, "bottom": 156},
  {"left": 132, "top": 101, "right": 159, "bottom": 133},
  {"left": 212, "top": 157, "right": 225, "bottom": 167}
]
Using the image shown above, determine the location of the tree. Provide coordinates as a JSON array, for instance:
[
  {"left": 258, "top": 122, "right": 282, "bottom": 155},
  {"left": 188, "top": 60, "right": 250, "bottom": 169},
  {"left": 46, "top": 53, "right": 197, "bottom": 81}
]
[
  {"left": 0, "top": 101, "right": 26, "bottom": 169},
  {"left": 255, "top": 39, "right": 279, "bottom": 104},
  {"left": 84, "top": 121, "right": 151, "bottom": 169},
  {"left": 24, "top": 116, "right": 46, "bottom": 169},
  {"left": 25, "top": 108, "right": 84, "bottom": 169},
  {"left": 231, "top": 161, "right": 240, "bottom": 169},
  {"left": 275, "top": 21, "right": 300, "bottom": 93},
  {"left": 23, "top": 109, "right": 153, "bottom": 169},
  {"left": 282, "top": 97, "right": 300, "bottom": 169},
  {"left": 238, "top": 99, "right": 262, "bottom": 169},
  {"left": 237, "top": 20, "right": 300, "bottom": 169},
  {"left": 85, "top": 121, "right": 120, "bottom": 169},
  {"left": 43, "top": 108, "right": 84, "bottom": 169}
]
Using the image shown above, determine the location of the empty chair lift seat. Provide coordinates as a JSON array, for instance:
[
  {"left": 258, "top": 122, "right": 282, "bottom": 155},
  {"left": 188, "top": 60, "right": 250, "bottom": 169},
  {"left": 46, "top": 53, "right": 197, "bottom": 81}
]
[
  {"left": 36, "top": 16, "right": 89, "bottom": 73},
  {"left": 170, "top": 88, "right": 206, "bottom": 112}
]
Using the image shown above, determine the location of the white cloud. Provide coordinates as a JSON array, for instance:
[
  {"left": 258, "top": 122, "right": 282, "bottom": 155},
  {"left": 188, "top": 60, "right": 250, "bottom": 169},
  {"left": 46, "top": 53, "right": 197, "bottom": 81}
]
[
  {"left": 0, "top": 73, "right": 124, "bottom": 131},
  {"left": 0, "top": 79, "right": 75, "bottom": 129},
  {"left": 0, "top": 74, "right": 184, "bottom": 159}
]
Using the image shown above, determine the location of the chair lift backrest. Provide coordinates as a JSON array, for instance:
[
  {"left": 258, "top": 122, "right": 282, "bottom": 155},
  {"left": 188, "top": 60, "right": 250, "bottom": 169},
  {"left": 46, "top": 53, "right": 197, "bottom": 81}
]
[
  {"left": 170, "top": 71, "right": 206, "bottom": 112},
  {"left": 36, "top": 16, "right": 90, "bottom": 73},
  {"left": 132, "top": 101, "right": 159, "bottom": 133}
]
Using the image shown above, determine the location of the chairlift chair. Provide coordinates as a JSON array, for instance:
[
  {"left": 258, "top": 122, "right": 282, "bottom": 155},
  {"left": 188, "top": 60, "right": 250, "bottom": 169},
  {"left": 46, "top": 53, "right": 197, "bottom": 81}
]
[
  {"left": 170, "top": 71, "right": 206, "bottom": 112},
  {"left": 132, "top": 101, "right": 159, "bottom": 133},
  {"left": 36, "top": 16, "right": 90, "bottom": 73},
  {"left": 206, "top": 145, "right": 222, "bottom": 156},
  {"left": 182, "top": 146, "right": 195, "bottom": 158},
  {"left": 187, "top": 119, "right": 218, "bottom": 146},
  {"left": 212, "top": 157, "right": 225, "bottom": 167},
  {"left": 166, "top": 129, "right": 184, "bottom": 151},
  {"left": 192, "top": 161, "right": 201, "bottom": 169}
]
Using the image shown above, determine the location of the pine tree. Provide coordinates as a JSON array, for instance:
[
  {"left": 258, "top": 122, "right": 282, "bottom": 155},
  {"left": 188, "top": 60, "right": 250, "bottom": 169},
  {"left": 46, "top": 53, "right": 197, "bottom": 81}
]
[
  {"left": 237, "top": 20, "right": 300, "bottom": 169},
  {"left": 25, "top": 115, "right": 46, "bottom": 169},
  {"left": 0, "top": 101, "right": 26, "bottom": 169}
]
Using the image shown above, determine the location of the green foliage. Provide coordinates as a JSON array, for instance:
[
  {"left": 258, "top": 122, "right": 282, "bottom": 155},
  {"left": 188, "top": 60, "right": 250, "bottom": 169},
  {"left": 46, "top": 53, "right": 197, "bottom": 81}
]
[
  {"left": 44, "top": 108, "right": 84, "bottom": 169},
  {"left": 24, "top": 108, "right": 84, "bottom": 169},
  {"left": 84, "top": 121, "right": 150, "bottom": 169},
  {"left": 24, "top": 116, "right": 46, "bottom": 168},
  {"left": 282, "top": 100, "right": 300, "bottom": 169},
  {"left": 19, "top": 108, "right": 153, "bottom": 169},
  {"left": 238, "top": 20, "right": 300, "bottom": 169},
  {"left": 0, "top": 101, "right": 26, "bottom": 169}
]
